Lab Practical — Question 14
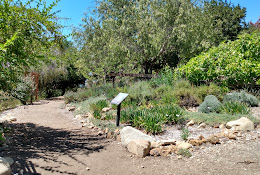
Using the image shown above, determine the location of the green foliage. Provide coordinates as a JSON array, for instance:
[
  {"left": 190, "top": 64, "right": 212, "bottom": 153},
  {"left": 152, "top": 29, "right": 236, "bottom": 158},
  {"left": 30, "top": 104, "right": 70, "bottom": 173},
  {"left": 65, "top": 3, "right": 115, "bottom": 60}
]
[
  {"left": 151, "top": 66, "right": 176, "bottom": 86},
  {"left": 89, "top": 100, "right": 108, "bottom": 119},
  {"left": 181, "top": 128, "right": 189, "bottom": 141},
  {"left": 127, "top": 81, "right": 154, "bottom": 105},
  {"left": 223, "top": 91, "right": 259, "bottom": 107},
  {"left": 11, "top": 76, "right": 36, "bottom": 104},
  {"left": 198, "top": 95, "right": 222, "bottom": 113},
  {"left": 183, "top": 112, "right": 260, "bottom": 125},
  {"left": 64, "top": 84, "right": 118, "bottom": 104},
  {"left": 179, "top": 31, "right": 260, "bottom": 88},
  {"left": 0, "top": 0, "right": 63, "bottom": 91},
  {"left": 72, "top": 96, "right": 106, "bottom": 115},
  {"left": 220, "top": 101, "right": 250, "bottom": 115},
  {"left": 121, "top": 104, "right": 184, "bottom": 134},
  {"left": 178, "top": 149, "right": 192, "bottom": 158},
  {"left": 196, "top": 83, "right": 227, "bottom": 102},
  {"left": 0, "top": 91, "right": 21, "bottom": 111},
  {"left": 73, "top": 0, "right": 246, "bottom": 80}
]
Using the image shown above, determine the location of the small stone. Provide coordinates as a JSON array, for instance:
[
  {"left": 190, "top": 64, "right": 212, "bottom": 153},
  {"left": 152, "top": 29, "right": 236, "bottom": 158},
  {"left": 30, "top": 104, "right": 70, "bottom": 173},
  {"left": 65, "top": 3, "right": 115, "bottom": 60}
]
[
  {"left": 104, "top": 128, "right": 109, "bottom": 134},
  {"left": 150, "top": 148, "right": 161, "bottom": 156},
  {"left": 102, "top": 107, "right": 111, "bottom": 113},
  {"left": 186, "top": 120, "right": 195, "bottom": 126},
  {"left": 114, "top": 129, "right": 120, "bottom": 134},
  {"left": 151, "top": 141, "right": 161, "bottom": 149},
  {"left": 106, "top": 132, "right": 114, "bottom": 139},
  {"left": 98, "top": 131, "right": 104, "bottom": 136},
  {"left": 198, "top": 123, "right": 206, "bottom": 128},
  {"left": 213, "top": 124, "right": 219, "bottom": 128},
  {"left": 188, "top": 139, "right": 205, "bottom": 146},
  {"left": 227, "top": 133, "right": 237, "bottom": 140},
  {"left": 219, "top": 124, "right": 226, "bottom": 129},
  {"left": 177, "top": 155, "right": 182, "bottom": 159},
  {"left": 177, "top": 142, "right": 192, "bottom": 150},
  {"left": 207, "top": 135, "right": 220, "bottom": 144},
  {"left": 127, "top": 140, "right": 151, "bottom": 157},
  {"left": 68, "top": 106, "right": 76, "bottom": 111},
  {"left": 237, "top": 132, "right": 242, "bottom": 137},
  {"left": 116, "top": 135, "right": 121, "bottom": 142},
  {"left": 160, "top": 139, "right": 176, "bottom": 146},
  {"left": 86, "top": 167, "right": 90, "bottom": 171}
]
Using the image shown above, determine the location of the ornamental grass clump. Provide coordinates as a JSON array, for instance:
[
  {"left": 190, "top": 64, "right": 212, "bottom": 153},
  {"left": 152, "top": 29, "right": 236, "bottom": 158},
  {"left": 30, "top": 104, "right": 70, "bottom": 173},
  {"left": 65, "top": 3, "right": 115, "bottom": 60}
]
[
  {"left": 220, "top": 101, "right": 250, "bottom": 115},
  {"left": 198, "top": 95, "right": 222, "bottom": 113}
]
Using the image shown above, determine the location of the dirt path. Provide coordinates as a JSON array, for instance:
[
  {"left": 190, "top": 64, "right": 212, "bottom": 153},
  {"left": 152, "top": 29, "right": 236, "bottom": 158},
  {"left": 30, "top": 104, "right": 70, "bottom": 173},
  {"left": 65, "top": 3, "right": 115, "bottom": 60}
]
[{"left": 1, "top": 100, "right": 260, "bottom": 175}]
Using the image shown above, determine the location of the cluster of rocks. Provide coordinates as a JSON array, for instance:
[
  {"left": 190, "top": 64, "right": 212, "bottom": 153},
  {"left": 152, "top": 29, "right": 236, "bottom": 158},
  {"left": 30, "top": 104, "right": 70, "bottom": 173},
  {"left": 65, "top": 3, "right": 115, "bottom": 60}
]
[{"left": 119, "top": 117, "right": 258, "bottom": 158}]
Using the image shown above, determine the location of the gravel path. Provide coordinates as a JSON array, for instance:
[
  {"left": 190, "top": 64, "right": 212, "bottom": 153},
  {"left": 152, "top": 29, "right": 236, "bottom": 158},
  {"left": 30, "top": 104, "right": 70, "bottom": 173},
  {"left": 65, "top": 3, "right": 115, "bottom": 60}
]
[{"left": 1, "top": 99, "right": 260, "bottom": 175}]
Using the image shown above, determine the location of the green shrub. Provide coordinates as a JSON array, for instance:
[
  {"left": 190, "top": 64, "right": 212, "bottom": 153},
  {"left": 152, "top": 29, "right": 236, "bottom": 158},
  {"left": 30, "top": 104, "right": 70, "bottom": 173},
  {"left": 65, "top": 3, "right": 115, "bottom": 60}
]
[
  {"left": 198, "top": 95, "right": 222, "bottom": 113},
  {"left": 173, "top": 88, "right": 199, "bottom": 107},
  {"left": 127, "top": 81, "right": 154, "bottom": 105},
  {"left": 151, "top": 66, "right": 175, "bottom": 86},
  {"left": 178, "top": 31, "right": 260, "bottom": 88},
  {"left": 221, "top": 101, "right": 250, "bottom": 115},
  {"left": 196, "top": 83, "right": 226, "bottom": 102},
  {"left": 223, "top": 91, "right": 259, "bottom": 107},
  {"left": 11, "top": 76, "right": 36, "bottom": 104},
  {"left": 0, "top": 91, "right": 21, "bottom": 111},
  {"left": 178, "top": 149, "right": 192, "bottom": 158}
]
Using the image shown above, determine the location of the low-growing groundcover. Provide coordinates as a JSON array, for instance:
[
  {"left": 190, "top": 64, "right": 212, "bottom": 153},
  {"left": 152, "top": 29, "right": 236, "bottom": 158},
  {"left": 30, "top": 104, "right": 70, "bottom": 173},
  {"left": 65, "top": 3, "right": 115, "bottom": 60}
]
[{"left": 64, "top": 78, "right": 260, "bottom": 135}]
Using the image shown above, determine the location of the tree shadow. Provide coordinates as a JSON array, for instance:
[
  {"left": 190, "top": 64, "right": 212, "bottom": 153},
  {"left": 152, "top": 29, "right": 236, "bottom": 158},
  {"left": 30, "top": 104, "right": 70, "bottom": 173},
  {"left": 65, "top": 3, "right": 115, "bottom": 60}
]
[{"left": 2, "top": 123, "right": 108, "bottom": 175}]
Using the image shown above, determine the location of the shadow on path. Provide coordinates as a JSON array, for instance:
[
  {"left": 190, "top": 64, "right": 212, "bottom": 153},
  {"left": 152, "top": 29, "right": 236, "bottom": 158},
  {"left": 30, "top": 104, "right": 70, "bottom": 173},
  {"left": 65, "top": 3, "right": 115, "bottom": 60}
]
[{"left": 2, "top": 123, "right": 107, "bottom": 175}]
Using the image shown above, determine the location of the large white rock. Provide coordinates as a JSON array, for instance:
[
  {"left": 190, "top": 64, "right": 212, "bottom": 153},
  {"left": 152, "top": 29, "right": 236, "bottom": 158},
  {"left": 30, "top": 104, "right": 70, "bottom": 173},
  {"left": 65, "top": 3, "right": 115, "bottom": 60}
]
[
  {"left": 177, "top": 142, "right": 192, "bottom": 150},
  {"left": 127, "top": 140, "right": 151, "bottom": 157},
  {"left": 120, "top": 126, "right": 156, "bottom": 147},
  {"left": 0, "top": 157, "right": 11, "bottom": 175},
  {"left": 226, "top": 117, "right": 254, "bottom": 131}
]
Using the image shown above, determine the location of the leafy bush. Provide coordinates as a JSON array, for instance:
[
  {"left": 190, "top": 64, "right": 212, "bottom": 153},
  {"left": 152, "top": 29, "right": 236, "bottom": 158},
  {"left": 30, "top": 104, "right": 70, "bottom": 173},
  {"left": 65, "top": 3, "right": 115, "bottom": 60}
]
[
  {"left": 179, "top": 31, "right": 260, "bottom": 88},
  {"left": 64, "top": 89, "right": 91, "bottom": 104},
  {"left": 223, "top": 91, "right": 259, "bottom": 107},
  {"left": 127, "top": 81, "right": 154, "bottom": 105},
  {"left": 198, "top": 95, "right": 222, "bottom": 113},
  {"left": 220, "top": 101, "right": 250, "bottom": 115},
  {"left": 196, "top": 83, "right": 226, "bottom": 102},
  {"left": 11, "top": 76, "right": 36, "bottom": 104},
  {"left": 0, "top": 91, "right": 21, "bottom": 111},
  {"left": 173, "top": 88, "right": 199, "bottom": 107},
  {"left": 151, "top": 66, "right": 175, "bottom": 86}
]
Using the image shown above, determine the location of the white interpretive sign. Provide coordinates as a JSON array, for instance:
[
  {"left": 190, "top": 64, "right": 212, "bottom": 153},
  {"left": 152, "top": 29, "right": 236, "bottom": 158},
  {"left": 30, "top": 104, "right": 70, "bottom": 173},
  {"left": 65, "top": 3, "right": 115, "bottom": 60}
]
[{"left": 111, "top": 93, "right": 129, "bottom": 105}]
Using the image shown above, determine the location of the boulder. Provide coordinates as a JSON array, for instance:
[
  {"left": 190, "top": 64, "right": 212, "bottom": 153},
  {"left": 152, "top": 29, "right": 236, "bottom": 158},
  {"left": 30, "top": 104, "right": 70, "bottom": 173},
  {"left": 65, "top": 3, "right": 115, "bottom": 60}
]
[
  {"left": 120, "top": 126, "right": 156, "bottom": 147},
  {"left": 226, "top": 117, "right": 254, "bottom": 131},
  {"left": 127, "top": 140, "right": 151, "bottom": 157},
  {"left": 0, "top": 157, "right": 11, "bottom": 175}
]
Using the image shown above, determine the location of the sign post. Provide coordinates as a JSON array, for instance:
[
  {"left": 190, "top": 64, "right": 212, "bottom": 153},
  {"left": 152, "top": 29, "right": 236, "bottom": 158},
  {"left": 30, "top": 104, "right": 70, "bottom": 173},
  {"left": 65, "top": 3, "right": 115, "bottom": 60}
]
[{"left": 111, "top": 93, "right": 129, "bottom": 126}]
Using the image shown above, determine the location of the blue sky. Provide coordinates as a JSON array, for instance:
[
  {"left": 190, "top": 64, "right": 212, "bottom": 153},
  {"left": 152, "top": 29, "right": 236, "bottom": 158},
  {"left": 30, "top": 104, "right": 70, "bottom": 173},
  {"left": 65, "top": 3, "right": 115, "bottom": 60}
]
[{"left": 50, "top": 0, "right": 260, "bottom": 37}]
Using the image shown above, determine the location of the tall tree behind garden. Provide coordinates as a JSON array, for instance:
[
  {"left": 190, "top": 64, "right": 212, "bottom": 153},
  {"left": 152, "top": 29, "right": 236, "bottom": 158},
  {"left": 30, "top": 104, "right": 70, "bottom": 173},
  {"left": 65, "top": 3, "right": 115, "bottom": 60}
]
[
  {"left": 0, "top": 0, "right": 63, "bottom": 91},
  {"left": 73, "top": 0, "right": 246, "bottom": 81}
]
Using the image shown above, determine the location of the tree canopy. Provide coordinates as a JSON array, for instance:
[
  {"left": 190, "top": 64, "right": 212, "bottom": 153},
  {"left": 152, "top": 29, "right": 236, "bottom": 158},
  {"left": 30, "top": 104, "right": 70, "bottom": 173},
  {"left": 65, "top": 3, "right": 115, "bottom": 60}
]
[
  {"left": 0, "top": 0, "right": 63, "bottom": 90},
  {"left": 73, "top": 0, "right": 246, "bottom": 81}
]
